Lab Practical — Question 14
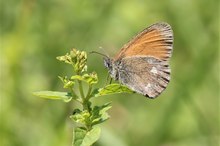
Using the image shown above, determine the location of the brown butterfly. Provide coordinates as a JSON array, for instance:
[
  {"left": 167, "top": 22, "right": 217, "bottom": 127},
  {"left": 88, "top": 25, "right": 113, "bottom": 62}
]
[{"left": 103, "top": 22, "right": 173, "bottom": 98}]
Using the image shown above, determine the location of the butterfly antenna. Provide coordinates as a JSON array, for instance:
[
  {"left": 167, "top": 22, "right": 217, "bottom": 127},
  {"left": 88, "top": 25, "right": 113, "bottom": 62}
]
[{"left": 89, "top": 51, "right": 109, "bottom": 58}]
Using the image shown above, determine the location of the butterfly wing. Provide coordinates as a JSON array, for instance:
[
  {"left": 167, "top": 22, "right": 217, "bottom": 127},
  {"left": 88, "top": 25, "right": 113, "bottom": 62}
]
[
  {"left": 114, "top": 22, "right": 173, "bottom": 61},
  {"left": 117, "top": 56, "right": 170, "bottom": 98}
]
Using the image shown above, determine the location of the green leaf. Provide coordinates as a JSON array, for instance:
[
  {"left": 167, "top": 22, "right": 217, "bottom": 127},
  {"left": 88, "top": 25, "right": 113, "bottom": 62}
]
[
  {"left": 73, "top": 127, "right": 87, "bottom": 146},
  {"left": 93, "top": 84, "right": 134, "bottom": 97},
  {"left": 71, "top": 75, "right": 84, "bottom": 81},
  {"left": 73, "top": 127, "right": 101, "bottom": 146},
  {"left": 91, "top": 102, "right": 112, "bottom": 126},
  {"left": 33, "top": 91, "right": 72, "bottom": 102},
  {"left": 81, "top": 126, "right": 101, "bottom": 146}
]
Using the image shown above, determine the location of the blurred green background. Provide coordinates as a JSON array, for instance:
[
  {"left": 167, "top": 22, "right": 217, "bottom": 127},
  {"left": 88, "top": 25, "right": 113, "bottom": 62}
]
[{"left": 0, "top": 0, "right": 219, "bottom": 146}]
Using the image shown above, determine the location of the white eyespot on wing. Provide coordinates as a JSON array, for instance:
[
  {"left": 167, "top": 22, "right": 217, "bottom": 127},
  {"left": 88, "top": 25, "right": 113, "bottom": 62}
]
[
  {"left": 150, "top": 67, "right": 158, "bottom": 74},
  {"left": 145, "top": 83, "right": 151, "bottom": 92}
]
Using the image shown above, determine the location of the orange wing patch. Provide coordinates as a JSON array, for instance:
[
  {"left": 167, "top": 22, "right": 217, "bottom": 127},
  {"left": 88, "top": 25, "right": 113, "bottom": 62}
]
[{"left": 114, "top": 22, "right": 173, "bottom": 61}]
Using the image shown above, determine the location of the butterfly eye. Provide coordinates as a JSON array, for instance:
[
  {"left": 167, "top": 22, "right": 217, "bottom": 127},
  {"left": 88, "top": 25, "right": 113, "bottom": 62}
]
[
  {"left": 104, "top": 58, "right": 111, "bottom": 68},
  {"left": 104, "top": 59, "right": 108, "bottom": 68}
]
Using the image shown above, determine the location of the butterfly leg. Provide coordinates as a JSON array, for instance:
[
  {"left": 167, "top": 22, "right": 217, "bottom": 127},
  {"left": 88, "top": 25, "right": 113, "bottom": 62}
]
[{"left": 105, "top": 74, "right": 112, "bottom": 85}]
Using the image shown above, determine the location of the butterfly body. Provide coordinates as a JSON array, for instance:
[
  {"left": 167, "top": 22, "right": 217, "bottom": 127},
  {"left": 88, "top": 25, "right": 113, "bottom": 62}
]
[{"left": 104, "top": 22, "right": 173, "bottom": 98}]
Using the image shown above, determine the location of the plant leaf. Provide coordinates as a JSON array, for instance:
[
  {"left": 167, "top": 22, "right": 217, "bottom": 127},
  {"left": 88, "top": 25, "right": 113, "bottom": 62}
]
[
  {"left": 71, "top": 75, "right": 84, "bottom": 81},
  {"left": 93, "top": 84, "right": 134, "bottom": 97},
  {"left": 73, "top": 127, "right": 101, "bottom": 146},
  {"left": 73, "top": 127, "right": 87, "bottom": 146},
  {"left": 33, "top": 91, "right": 72, "bottom": 102},
  {"left": 91, "top": 102, "right": 112, "bottom": 126}
]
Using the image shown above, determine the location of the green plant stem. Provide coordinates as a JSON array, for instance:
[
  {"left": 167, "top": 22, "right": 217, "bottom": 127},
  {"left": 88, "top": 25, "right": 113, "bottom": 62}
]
[
  {"left": 77, "top": 79, "right": 90, "bottom": 115},
  {"left": 70, "top": 87, "right": 81, "bottom": 103},
  {"left": 85, "top": 85, "right": 93, "bottom": 100},
  {"left": 82, "top": 85, "right": 93, "bottom": 131},
  {"left": 78, "top": 80, "right": 85, "bottom": 99},
  {"left": 82, "top": 101, "right": 89, "bottom": 110}
]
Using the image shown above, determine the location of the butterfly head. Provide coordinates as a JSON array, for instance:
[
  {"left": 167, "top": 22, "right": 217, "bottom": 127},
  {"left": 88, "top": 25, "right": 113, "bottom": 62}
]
[{"left": 104, "top": 57, "right": 118, "bottom": 80}]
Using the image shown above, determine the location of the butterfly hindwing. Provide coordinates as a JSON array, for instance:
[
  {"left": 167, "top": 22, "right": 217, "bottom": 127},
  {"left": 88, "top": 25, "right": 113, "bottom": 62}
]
[{"left": 117, "top": 56, "right": 170, "bottom": 98}]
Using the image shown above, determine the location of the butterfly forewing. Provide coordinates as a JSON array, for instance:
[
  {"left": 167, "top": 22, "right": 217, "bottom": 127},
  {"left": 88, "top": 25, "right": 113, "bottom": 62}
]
[{"left": 114, "top": 22, "right": 173, "bottom": 61}]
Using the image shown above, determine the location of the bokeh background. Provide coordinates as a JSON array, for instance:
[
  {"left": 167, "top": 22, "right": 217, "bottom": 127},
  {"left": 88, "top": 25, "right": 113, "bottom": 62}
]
[{"left": 0, "top": 0, "right": 219, "bottom": 146}]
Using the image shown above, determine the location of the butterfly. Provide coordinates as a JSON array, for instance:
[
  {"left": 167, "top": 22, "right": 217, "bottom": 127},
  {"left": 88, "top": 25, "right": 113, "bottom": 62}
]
[{"left": 103, "top": 22, "right": 173, "bottom": 98}]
